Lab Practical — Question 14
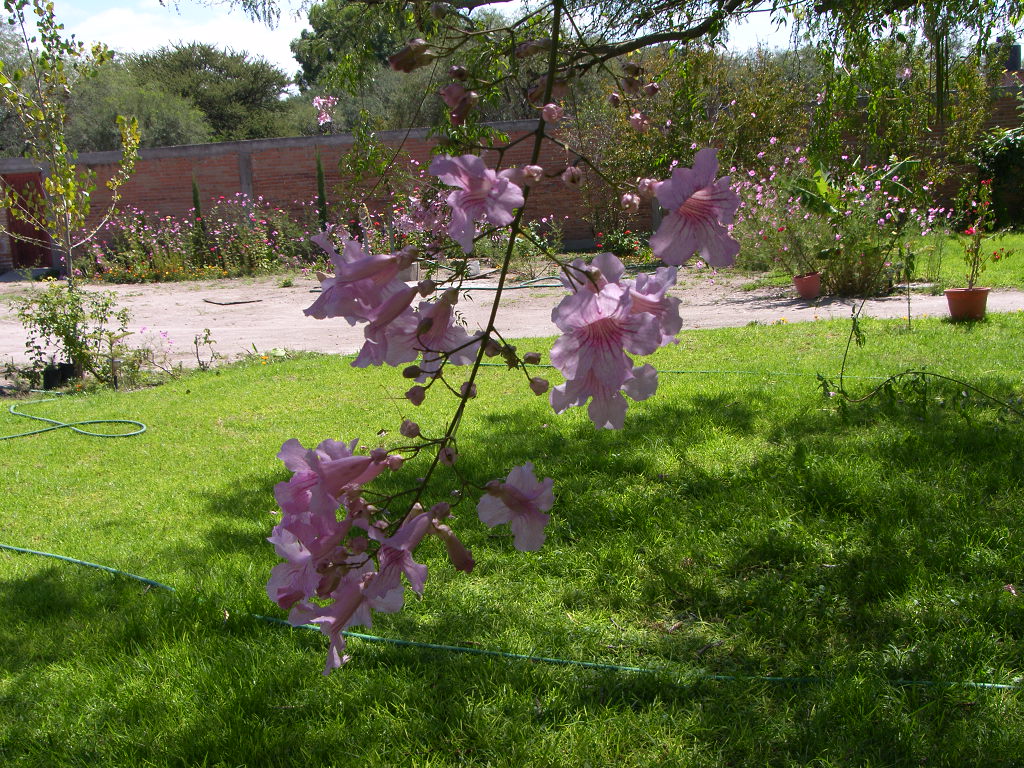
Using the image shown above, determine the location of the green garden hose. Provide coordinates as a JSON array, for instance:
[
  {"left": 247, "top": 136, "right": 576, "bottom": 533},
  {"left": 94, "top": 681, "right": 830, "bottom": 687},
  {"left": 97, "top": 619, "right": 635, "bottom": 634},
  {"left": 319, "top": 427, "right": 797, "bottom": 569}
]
[
  {"left": 0, "top": 542, "right": 1017, "bottom": 691},
  {"left": 0, "top": 397, "right": 146, "bottom": 440}
]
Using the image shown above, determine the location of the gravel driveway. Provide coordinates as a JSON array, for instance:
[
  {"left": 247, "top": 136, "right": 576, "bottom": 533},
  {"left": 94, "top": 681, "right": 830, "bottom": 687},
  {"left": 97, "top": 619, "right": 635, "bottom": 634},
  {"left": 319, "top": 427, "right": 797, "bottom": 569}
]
[{"left": 2, "top": 270, "right": 1022, "bottom": 370}]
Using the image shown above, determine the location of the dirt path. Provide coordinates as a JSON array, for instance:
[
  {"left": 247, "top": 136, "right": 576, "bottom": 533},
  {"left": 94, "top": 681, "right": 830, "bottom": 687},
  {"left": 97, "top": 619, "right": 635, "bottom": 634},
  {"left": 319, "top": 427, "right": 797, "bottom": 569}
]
[{"left": 2, "top": 271, "right": 1023, "bottom": 370}]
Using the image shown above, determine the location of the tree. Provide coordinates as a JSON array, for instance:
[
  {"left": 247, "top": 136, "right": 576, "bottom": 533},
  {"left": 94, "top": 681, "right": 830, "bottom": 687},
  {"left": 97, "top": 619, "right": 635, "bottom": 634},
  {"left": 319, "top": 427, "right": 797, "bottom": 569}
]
[
  {"left": 128, "top": 43, "right": 293, "bottom": 141},
  {"left": 291, "top": 0, "right": 418, "bottom": 91},
  {"left": 66, "top": 59, "right": 212, "bottom": 151},
  {"left": 0, "top": 16, "right": 29, "bottom": 156},
  {"left": 0, "top": 0, "right": 139, "bottom": 385}
]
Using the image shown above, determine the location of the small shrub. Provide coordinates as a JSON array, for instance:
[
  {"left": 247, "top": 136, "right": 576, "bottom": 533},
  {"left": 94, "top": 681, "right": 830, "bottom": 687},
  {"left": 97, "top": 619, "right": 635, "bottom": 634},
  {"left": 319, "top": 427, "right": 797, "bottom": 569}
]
[
  {"left": 593, "top": 227, "right": 649, "bottom": 262},
  {"left": 14, "top": 281, "right": 131, "bottom": 384}
]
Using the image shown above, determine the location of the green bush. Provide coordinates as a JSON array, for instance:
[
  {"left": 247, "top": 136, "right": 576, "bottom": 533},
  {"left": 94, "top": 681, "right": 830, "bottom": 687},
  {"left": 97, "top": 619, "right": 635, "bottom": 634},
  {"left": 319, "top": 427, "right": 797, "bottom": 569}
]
[{"left": 975, "top": 127, "right": 1024, "bottom": 229}]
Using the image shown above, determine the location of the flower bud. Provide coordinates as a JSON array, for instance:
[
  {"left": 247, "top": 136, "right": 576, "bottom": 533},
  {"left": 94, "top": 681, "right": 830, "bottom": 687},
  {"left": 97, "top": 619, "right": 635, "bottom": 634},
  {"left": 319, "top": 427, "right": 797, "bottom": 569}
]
[
  {"left": 529, "top": 376, "right": 550, "bottom": 395},
  {"left": 400, "top": 419, "right": 421, "bottom": 438},
  {"left": 561, "top": 166, "right": 583, "bottom": 185},
  {"left": 620, "top": 192, "right": 641, "bottom": 212},
  {"left": 403, "top": 364, "right": 422, "bottom": 379},
  {"left": 388, "top": 39, "right": 436, "bottom": 73},
  {"left": 515, "top": 38, "right": 552, "bottom": 58},
  {"left": 370, "top": 447, "right": 390, "bottom": 462},
  {"left": 607, "top": 92, "right": 622, "bottom": 107},
  {"left": 484, "top": 338, "right": 501, "bottom": 357},
  {"left": 523, "top": 164, "right": 544, "bottom": 184},
  {"left": 439, "top": 445, "right": 458, "bottom": 465},
  {"left": 429, "top": 2, "right": 450, "bottom": 19},
  {"left": 386, "top": 455, "right": 404, "bottom": 471},
  {"left": 406, "top": 385, "right": 426, "bottom": 406},
  {"left": 433, "top": 521, "right": 474, "bottom": 572},
  {"left": 460, "top": 381, "right": 477, "bottom": 398},
  {"left": 418, "top": 278, "right": 436, "bottom": 297},
  {"left": 449, "top": 64, "right": 468, "bottom": 80},
  {"left": 523, "top": 352, "right": 541, "bottom": 365},
  {"left": 542, "top": 103, "right": 564, "bottom": 124},
  {"left": 637, "top": 177, "right": 658, "bottom": 198},
  {"left": 622, "top": 76, "right": 642, "bottom": 96},
  {"left": 643, "top": 82, "right": 661, "bottom": 97},
  {"left": 621, "top": 61, "right": 643, "bottom": 77}
]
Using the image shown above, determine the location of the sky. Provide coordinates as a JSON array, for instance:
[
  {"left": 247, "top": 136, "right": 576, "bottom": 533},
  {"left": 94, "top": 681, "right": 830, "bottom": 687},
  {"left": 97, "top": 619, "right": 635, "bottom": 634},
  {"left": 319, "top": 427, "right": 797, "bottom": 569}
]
[
  {"left": 50, "top": 0, "right": 794, "bottom": 82},
  {"left": 53, "top": 0, "right": 311, "bottom": 77}
]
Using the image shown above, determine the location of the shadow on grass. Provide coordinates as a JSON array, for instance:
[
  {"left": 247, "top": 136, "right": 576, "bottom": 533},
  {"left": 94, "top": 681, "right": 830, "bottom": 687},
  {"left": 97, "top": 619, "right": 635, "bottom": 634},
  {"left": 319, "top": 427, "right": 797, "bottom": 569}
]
[{"left": 6, "top": 371, "right": 1020, "bottom": 764}]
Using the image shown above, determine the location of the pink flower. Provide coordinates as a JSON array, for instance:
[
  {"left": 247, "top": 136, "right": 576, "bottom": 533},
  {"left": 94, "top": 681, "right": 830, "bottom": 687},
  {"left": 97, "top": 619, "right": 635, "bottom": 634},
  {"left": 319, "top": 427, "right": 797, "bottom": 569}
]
[
  {"left": 649, "top": 148, "right": 740, "bottom": 267},
  {"left": 549, "top": 283, "right": 661, "bottom": 429},
  {"left": 542, "top": 103, "right": 564, "bottom": 123},
  {"left": 477, "top": 463, "right": 553, "bottom": 551},
  {"left": 549, "top": 253, "right": 676, "bottom": 428},
  {"left": 298, "top": 562, "right": 403, "bottom": 673},
  {"left": 628, "top": 112, "right": 650, "bottom": 133},
  {"left": 503, "top": 164, "right": 544, "bottom": 186},
  {"left": 429, "top": 155, "right": 524, "bottom": 253},
  {"left": 561, "top": 166, "right": 583, "bottom": 185},
  {"left": 304, "top": 238, "right": 415, "bottom": 324},
  {"left": 364, "top": 513, "right": 431, "bottom": 607},
  {"left": 388, "top": 39, "right": 436, "bottom": 72}
]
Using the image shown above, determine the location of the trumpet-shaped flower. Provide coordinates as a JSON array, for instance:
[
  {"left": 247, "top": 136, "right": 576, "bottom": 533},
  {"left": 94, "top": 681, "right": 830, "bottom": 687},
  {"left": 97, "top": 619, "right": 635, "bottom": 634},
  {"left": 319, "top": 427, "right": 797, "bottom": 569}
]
[
  {"left": 549, "top": 252, "right": 676, "bottom": 428},
  {"left": 430, "top": 154, "right": 524, "bottom": 252},
  {"left": 477, "top": 463, "right": 553, "bottom": 551},
  {"left": 650, "top": 148, "right": 740, "bottom": 267}
]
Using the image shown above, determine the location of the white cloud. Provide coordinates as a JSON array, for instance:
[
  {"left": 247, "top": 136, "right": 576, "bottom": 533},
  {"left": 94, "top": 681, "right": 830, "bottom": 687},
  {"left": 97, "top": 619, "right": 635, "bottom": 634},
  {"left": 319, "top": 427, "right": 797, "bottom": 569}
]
[{"left": 56, "top": 1, "right": 308, "bottom": 77}]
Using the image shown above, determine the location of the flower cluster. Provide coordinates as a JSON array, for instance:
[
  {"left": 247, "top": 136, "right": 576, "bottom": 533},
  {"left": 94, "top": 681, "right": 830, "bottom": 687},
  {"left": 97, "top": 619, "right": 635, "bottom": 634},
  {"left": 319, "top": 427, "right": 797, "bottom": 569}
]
[
  {"left": 272, "top": 150, "right": 734, "bottom": 670},
  {"left": 304, "top": 234, "right": 482, "bottom": 377},
  {"left": 312, "top": 96, "right": 338, "bottom": 127},
  {"left": 549, "top": 252, "right": 681, "bottom": 429},
  {"left": 83, "top": 195, "right": 325, "bottom": 282},
  {"left": 269, "top": 433, "right": 553, "bottom": 673},
  {"left": 267, "top": 436, "right": 469, "bottom": 673}
]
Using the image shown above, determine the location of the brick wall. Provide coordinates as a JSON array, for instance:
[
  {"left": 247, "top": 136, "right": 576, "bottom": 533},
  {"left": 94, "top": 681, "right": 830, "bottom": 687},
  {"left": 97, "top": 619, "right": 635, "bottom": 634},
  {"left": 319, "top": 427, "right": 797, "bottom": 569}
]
[
  {"left": 2, "top": 95, "right": 1020, "bottom": 267},
  {"left": 0, "top": 206, "right": 11, "bottom": 271},
  {"left": 70, "top": 121, "right": 603, "bottom": 248}
]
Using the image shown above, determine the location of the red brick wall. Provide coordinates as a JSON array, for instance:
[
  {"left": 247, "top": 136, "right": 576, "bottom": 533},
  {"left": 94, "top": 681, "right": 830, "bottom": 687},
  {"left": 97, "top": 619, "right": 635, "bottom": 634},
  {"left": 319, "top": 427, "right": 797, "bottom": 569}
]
[
  {"left": 79, "top": 122, "right": 603, "bottom": 246},
  {"left": 34, "top": 94, "right": 1024, "bottom": 248}
]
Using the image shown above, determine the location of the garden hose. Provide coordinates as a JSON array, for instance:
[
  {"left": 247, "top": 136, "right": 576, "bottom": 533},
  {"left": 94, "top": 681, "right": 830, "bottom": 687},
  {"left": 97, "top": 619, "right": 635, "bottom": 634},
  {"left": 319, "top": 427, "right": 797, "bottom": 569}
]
[
  {"left": 0, "top": 542, "right": 1017, "bottom": 692},
  {"left": 0, "top": 395, "right": 146, "bottom": 440}
]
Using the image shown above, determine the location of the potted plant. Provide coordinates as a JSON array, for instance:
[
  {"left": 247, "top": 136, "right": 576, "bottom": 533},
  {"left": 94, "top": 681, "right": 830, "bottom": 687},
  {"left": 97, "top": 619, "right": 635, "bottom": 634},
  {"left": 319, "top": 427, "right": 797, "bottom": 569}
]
[
  {"left": 945, "top": 179, "right": 1013, "bottom": 321},
  {"left": 775, "top": 226, "right": 826, "bottom": 300}
]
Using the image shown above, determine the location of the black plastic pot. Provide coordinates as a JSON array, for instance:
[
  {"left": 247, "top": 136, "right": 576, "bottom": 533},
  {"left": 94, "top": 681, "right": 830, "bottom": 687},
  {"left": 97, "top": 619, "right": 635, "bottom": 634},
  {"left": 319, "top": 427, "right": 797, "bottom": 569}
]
[
  {"left": 57, "top": 362, "right": 77, "bottom": 385},
  {"left": 42, "top": 365, "right": 61, "bottom": 390}
]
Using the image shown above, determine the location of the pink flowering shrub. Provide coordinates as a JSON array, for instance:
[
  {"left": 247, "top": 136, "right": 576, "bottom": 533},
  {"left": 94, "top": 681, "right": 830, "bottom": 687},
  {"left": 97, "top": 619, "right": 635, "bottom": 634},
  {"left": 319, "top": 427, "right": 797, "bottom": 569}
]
[{"left": 731, "top": 152, "right": 951, "bottom": 295}]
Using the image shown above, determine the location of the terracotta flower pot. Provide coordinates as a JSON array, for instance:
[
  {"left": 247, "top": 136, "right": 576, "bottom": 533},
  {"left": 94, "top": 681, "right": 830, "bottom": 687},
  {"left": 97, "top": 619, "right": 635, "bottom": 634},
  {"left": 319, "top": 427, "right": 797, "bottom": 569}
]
[
  {"left": 944, "top": 287, "right": 990, "bottom": 321},
  {"left": 792, "top": 271, "right": 822, "bottom": 300}
]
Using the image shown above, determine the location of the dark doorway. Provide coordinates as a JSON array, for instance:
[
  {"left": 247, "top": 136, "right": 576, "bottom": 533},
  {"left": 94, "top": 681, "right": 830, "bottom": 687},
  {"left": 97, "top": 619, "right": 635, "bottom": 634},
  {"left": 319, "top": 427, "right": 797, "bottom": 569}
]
[{"left": 2, "top": 172, "right": 52, "bottom": 269}]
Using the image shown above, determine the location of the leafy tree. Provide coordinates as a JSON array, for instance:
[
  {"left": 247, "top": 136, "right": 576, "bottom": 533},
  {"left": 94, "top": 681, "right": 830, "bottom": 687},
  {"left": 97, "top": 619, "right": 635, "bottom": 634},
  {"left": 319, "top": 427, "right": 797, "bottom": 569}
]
[
  {"left": 291, "top": 0, "right": 419, "bottom": 91},
  {"left": 128, "top": 43, "right": 293, "bottom": 141},
  {"left": 0, "top": 16, "right": 29, "bottom": 156},
  {"left": 66, "top": 59, "right": 212, "bottom": 151}
]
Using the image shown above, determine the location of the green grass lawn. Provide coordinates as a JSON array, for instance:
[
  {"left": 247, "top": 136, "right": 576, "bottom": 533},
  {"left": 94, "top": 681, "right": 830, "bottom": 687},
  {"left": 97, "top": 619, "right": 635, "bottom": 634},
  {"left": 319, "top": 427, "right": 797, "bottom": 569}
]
[
  {"left": 1, "top": 314, "right": 1023, "bottom": 767},
  {"left": 914, "top": 232, "right": 1024, "bottom": 289}
]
